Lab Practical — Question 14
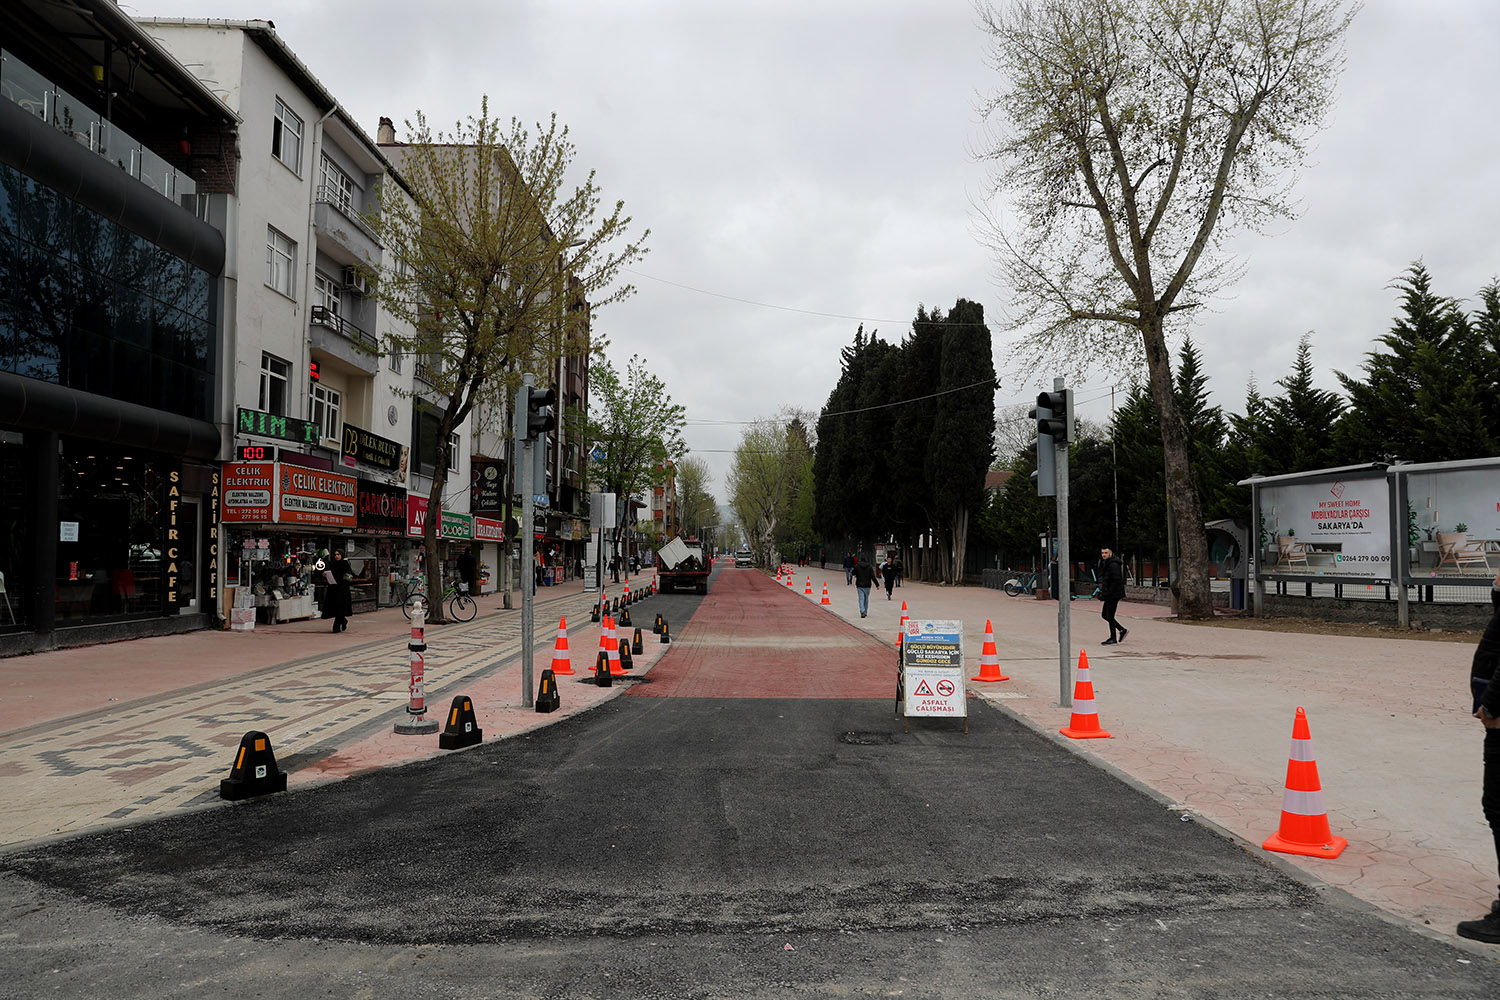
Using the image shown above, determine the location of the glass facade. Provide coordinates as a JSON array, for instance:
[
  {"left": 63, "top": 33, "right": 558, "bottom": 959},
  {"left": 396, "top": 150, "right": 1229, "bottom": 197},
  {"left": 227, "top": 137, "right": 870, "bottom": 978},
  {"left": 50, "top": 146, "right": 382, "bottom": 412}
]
[
  {"left": 54, "top": 439, "right": 172, "bottom": 621},
  {"left": 0, "top": 162, "right": 214, "bottom": 420}
]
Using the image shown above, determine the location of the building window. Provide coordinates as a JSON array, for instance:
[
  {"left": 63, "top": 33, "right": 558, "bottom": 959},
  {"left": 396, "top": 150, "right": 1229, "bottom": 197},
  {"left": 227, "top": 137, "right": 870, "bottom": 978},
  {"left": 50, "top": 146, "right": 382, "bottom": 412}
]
[
  {"left": 313, "top": 272, "right": 341, "bottom": 318},
  {"left": 266, "top": 227, "right": 296, "bottom": 297},
  {"left": 310, "top": 383, "right": 341, "bottom": 442},
  {"left": 387, "top": 335, "right": 403, "bottom": 374},
  {"left": 272, "top": 98, "right": 303, "bottom": 172},
  {"left": 447, "top": 432, "right": 460, "bottom": 473},
  {"left": 320, "top": 154, "right": 356, "bottom": 215},
  {"left": 259, "top": 354, "right": 291, "bottom": 414}
]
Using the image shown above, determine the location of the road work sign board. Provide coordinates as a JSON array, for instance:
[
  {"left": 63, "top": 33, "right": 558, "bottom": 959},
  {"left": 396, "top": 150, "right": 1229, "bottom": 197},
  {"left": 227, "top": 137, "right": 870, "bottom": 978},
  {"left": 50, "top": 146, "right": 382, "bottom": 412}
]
[{"left": 901, "top": 619, "right": 966, "bottom": 718}]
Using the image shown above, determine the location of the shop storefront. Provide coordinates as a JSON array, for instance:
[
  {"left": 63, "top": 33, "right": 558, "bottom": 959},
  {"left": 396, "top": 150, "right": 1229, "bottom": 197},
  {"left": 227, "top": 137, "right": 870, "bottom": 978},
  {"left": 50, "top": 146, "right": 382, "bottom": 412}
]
[
  {"left": 221, "top": 458, "right": 389, "bottom": 625},
  {"left": 473, "top": 516, "right": 504, "bottom": 594}
]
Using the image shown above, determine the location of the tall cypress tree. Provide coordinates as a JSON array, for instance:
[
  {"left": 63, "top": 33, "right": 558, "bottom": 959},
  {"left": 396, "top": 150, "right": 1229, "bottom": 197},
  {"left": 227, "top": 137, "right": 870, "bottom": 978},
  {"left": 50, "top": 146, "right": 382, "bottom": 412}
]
[
  {"left": 1336, "top": 263, "right": 1494, "bottom": 462},
  {"left": 925, "top": 299, "right": 996, "bottom": 583},
  {"left": 1260, "top": 333, "right": 1346, "bottom": 473}
]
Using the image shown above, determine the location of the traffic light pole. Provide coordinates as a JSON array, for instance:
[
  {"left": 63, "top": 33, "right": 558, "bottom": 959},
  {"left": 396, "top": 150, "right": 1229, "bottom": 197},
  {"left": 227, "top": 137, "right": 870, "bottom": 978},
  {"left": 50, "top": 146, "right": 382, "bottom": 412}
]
[
  {"left": 1053, "top": 377, "right": 1071, "bottom": 709},
  {"left": 515, "top": 375, "right": 536, "bottom": 709}
]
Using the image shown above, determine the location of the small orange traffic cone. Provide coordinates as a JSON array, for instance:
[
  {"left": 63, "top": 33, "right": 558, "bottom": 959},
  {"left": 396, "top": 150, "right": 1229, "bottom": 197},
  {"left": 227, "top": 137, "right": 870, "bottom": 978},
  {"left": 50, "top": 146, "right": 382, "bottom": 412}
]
[
  {"left": 970, "top": 619, "right": 1010, "bottom": 682},
  {"left": 897, "top": 600, "right": 908, "bottom": 650},
  {"left": 1263, "top": 707, "right": 1347, "bottom": 858},
  {"left": 623, "top": 582, "right": 631, "bottom": 604},
  {"left": 1060, "top": 649, "right": 1111, "bottom": 739},
  {"left": 819, "top": 582, "right": 831, "bottom": 605},
  {"left": 804, "top": 575, "right": 813, "bottom": 596},
  {"left": 606, "top": 615, "right": 626, "bottom": 676},
  {"left": 550, "top": 616, "right": 575, "bottom": 675}
]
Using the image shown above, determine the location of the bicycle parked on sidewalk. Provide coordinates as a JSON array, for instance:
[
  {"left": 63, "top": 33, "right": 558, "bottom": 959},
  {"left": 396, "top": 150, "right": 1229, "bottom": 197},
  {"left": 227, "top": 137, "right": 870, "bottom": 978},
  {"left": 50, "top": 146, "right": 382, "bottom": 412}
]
[
  {"left": 1003, "top": 568, "right": 1041, "bottom": 597},
  {"left": 401, "top": 579, "right": 477, "bottom": 622}
]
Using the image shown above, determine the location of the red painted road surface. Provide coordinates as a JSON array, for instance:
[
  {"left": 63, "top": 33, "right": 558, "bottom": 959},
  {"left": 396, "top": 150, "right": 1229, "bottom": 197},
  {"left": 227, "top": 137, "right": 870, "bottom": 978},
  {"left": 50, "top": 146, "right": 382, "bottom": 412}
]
[{"left": 628, "top": 569, "right": 894, "bottom": 699}]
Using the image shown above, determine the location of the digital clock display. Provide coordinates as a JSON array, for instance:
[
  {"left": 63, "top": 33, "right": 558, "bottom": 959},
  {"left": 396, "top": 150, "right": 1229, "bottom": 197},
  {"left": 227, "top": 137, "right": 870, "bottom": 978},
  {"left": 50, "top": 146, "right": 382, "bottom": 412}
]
[{"left": 236, "top": 444, "right": 277, "bottom": 462}]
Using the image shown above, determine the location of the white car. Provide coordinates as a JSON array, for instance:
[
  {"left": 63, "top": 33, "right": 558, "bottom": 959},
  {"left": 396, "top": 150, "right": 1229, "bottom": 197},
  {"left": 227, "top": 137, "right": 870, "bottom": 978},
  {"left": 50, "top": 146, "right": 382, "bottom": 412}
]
[{"left": 734, "top": 549, "right": 753, "bottom": 567}]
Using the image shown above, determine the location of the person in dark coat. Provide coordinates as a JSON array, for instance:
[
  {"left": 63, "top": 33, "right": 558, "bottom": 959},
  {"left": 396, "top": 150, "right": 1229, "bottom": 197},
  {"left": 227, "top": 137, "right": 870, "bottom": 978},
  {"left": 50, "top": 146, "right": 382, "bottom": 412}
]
[
  {"left": 881, "top": 554, "right": 896, "bottom": 601},
  {"left": 1459, "top": 568, "right": 1500, "bottom": 944},
  {"left": 844, "top": 552, "right": 855, "bottom": 586},
  {"left": 322, "top": 549, "right": 353, "bottom": 632},
  {"left": 851, "top": 555, "right": 876, "bottom": 618},
  {"left": 456, "top": 544, "right": 478, "bottom": 596},
  {"left": 1098, "top": 546, "right": 1128, "bottom": 645}
]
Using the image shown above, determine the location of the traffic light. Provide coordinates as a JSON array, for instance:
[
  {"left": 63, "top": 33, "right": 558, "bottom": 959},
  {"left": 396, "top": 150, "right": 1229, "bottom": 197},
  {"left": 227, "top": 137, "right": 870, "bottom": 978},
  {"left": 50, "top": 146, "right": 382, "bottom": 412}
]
[
  {"left": 1029, "top": 395, "right": 1056, "bottom": 497},
  {"left": 525, "top": 387, "right": 556, "bottom": 439},
  {"left": 1035, "top": 389, "right": 1072, "bottom": 442}
]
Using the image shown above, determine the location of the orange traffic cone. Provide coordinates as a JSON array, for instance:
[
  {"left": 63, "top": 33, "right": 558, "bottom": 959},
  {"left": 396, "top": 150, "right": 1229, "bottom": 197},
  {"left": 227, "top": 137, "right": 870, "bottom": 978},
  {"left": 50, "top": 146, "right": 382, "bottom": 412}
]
[
  {"left": 1263, "top": 707, "right": 1347, "bottom": 858},
  {"left": 970, "top": 619, "right": 1010, "bottom": 682},
  {"left": 819, "top": 582, "right": 831, "bottom": 605},
  {"left": 897, "top": 600, "right": 908, "bottom": 650},
  {"left": 550, "top": 616, "right": 575, "bottom": 675},
  {"left": 623, "top": 582, "right": 631, "bottom": 604},
  {"left": 606, "top": 615, "right": 626, "bottom": 675},
  {"left": 804, "top": 575, "right": 813, "bottom": 596},
  {"left": 1060, "top": 649, "right": 1111, "bottom": 739}
]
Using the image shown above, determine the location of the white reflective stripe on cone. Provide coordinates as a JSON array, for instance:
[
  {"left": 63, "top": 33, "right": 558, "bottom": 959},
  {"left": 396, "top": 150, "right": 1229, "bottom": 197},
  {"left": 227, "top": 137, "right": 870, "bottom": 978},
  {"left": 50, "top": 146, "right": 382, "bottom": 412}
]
[
  {"left": 1288, "top": 738, "right": 1316, "bottom": 762},
  {"left": 1280, "top": 787, "right": 1326, "bottom": 816},
  {"left": 1072, "top": 697, "right": 1095, "bottom": 713}
]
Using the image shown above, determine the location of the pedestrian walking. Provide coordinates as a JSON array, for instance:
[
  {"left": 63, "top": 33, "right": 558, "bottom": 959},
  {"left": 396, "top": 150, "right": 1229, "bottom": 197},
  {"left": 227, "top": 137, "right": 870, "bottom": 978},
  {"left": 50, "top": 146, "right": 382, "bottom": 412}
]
[
  {"left": 1097, "top": 546, "right": 1128, "bottom": 645},
  {"left": 844, "top": 552, "right": 855, "bottom": 585},
  {"left": 819, "top": 548, "right": 826, "bottom": 569},
  {"left": 320, "top": 549, "right": 353, "bottom": 633},
  {"left": 893, "top": 554, "right": 903, "bottom": 588},
  {"left": 851, "top": 555, "right": 876, "bottom": 617},
  {"left": 881, "top": 553, "right": 896, "bottom": 601},
  {"left": 1459, "top": 568, "right": 1500, "bottom": 944}
]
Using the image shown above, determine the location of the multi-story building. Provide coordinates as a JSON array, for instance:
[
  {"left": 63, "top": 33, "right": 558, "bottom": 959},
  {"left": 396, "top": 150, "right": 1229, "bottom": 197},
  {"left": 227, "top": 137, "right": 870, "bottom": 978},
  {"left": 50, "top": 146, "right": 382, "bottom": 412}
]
[
  {"left": 377, "top": 119, "right": 592, "bottom": 594},
  {"left": 138, "top": 18, "right": 478, "bottom": 626},
  {"left": 0, "top": 0, "right": 237, "bottom": 653}
]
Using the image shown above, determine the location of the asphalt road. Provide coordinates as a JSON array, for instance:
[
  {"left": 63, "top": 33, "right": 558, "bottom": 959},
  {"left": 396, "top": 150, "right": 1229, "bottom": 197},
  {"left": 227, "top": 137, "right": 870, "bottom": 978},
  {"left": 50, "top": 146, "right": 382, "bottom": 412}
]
[{"left": 1, "top": 566, "right": 1494, "bottom": 998}]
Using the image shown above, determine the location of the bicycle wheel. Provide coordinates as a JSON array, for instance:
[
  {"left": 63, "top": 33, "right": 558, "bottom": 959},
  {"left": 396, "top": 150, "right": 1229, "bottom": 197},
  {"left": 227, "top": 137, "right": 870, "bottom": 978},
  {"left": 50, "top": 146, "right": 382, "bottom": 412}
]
[
  {"left": 450, "top": 593, "right": 476, "bottom": 622},
  {"left": 402, "top": 592, "right": 428, "bottom": 621},
  {"left": 1004, "top": 582, "right": 1022, "bottom": 597}
]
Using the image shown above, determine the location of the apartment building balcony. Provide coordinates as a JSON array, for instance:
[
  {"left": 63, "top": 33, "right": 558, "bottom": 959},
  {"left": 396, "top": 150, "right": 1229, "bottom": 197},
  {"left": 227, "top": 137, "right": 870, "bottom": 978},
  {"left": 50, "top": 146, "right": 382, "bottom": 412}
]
[
  {"left": 309, "top": 305, "right": 379, "bottom": 376},
  {"left": 313, "top": 185, "right": 382, "bottom": 267}
]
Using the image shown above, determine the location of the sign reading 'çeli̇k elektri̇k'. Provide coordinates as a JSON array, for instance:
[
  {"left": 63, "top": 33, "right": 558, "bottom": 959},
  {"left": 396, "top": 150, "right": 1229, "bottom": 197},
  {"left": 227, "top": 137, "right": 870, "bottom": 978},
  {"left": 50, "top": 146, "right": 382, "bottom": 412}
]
[{"left": 901, "top": 619, "right": 967, "bottom": 724}]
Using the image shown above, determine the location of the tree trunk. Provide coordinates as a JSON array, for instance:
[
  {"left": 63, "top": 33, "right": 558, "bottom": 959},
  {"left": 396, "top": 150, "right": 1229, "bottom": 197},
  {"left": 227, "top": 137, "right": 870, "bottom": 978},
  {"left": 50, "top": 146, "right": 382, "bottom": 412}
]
[
  {"left": 423, "top": 472, "right": 447, "bottom": 624},
  {"left": 950, "top": 507, "right": 969, "bottom": 586},
  {"left": 1140, "top": 315, "right": 1213, "bottom": 619}
]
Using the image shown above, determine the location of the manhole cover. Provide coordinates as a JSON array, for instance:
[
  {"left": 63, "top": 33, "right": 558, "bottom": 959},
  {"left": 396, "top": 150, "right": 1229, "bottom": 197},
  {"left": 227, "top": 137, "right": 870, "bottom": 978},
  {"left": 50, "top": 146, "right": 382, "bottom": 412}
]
[{"left": 838, "top": 731, "right": 897, "bottom": 746}]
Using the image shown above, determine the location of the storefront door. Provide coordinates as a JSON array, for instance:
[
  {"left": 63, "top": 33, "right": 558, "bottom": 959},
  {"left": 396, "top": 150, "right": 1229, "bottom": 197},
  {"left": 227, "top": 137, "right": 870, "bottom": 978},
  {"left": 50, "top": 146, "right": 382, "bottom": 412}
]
[{"left": 178, "top": 498, "right": 201, "bottom": 613}]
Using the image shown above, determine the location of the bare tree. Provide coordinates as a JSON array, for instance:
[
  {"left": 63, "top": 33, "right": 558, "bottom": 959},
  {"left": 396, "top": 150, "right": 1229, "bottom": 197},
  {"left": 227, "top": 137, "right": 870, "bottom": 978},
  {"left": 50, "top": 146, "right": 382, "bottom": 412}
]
[{"left": 975, "top": 0, "right": 1356, "bottom": 616}]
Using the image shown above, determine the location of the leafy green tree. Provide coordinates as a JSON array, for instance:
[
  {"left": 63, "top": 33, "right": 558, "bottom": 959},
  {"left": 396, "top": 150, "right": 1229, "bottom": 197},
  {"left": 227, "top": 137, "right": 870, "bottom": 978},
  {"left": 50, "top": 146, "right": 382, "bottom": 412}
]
[
  {"left": 369, "top": 101, "right": 646, "bottom": 617},
  {"left": 1336, "top": 263, "right": 1496, "bottom": 462},
  {"left": 585, "top": 354, "right": 686, "bottom": 571},
  {"left": 673, "top": 456, "right": 717, "bottom": 540},
  {"left": 975, "top": 0, "right": 1357, "bottom": 618},
  {"left": 730, "top": 411, "right": 811, "bottom": 565}
]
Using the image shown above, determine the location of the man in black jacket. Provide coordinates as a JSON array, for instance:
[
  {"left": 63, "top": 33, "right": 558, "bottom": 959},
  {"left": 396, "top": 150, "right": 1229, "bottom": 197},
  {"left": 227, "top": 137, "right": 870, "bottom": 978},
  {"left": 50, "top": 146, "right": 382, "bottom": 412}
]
[
  {"left": 1459, "top": 568, "right": 1500, "bottom": 944},
  {"left": 851, "top": 556, "right": 876, "bottom": 618},
  {"left": 1098, "top": 547, "right": 1128, "bottom": 646}
]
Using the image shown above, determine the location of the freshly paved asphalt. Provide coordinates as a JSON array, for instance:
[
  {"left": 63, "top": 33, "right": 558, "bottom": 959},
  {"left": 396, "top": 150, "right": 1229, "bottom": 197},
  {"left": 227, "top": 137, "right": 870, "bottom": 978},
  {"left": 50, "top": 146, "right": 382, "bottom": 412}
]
[{"left": 0, "top": 565, "right": 1496, "bottom": 997}]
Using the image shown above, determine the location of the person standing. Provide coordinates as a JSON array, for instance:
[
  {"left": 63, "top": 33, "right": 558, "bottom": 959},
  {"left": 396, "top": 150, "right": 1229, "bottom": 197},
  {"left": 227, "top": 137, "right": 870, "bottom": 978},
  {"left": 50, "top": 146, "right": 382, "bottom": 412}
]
[
  {"left": 881, "top": 553, "right": 896, "bottom": 601},
  {"left": 323, "top": 549, "right": 353, "bottom": 633},
  {"left": 893, "top": 554, "right": 904, "bottom": 588},
  {"left": 456, "top": 544, "right": 478, "bottom": 596},
  {"left": 851, "top": 555, "right": 876, "bottom": 618},
  {"left": 844, "top": 552, "right": 855, "bottom": 585},
  {"left": 1098, "top": 546, "right": 1128, "bottom": 645},
  {"left": 1459, "top": 568, "right": 1500, "bottom": 944}
]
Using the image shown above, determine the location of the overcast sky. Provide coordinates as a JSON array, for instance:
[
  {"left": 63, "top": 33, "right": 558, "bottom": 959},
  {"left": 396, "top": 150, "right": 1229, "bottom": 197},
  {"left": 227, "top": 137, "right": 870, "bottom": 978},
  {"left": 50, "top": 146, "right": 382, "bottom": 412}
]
[{"left": 130, "top": 0, "right": 1500, "bottom": 504}]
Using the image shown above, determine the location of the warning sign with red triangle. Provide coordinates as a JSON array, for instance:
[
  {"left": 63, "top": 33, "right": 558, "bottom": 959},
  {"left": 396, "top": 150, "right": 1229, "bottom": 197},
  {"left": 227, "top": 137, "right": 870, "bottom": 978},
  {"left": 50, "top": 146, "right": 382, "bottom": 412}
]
[{"left": 913, "top": 679, "right": 934, "bottom": 696}]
